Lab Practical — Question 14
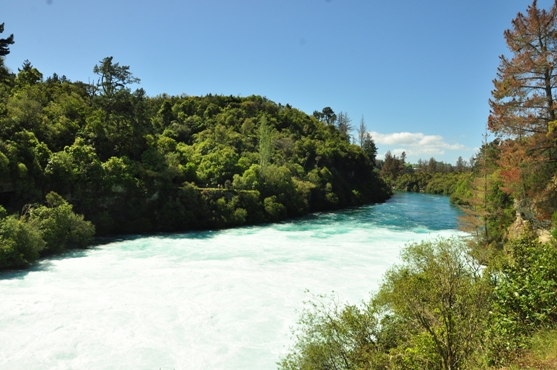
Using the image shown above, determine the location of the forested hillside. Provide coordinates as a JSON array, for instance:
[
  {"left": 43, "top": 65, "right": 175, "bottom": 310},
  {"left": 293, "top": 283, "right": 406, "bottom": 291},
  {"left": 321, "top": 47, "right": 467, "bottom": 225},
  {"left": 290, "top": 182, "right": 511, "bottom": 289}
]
[{"left": 0, "top": 27, "right": 390, "bottom": 268}]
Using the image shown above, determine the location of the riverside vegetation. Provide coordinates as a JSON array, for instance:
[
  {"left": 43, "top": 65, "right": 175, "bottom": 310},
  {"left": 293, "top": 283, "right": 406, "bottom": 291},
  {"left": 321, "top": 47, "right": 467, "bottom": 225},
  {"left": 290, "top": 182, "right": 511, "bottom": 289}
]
[
  {"left": 0, "top": 25, "right": 389, "bottom": 270},
  {"left": 280, "top": 1, "right": 557, "bottom": 368},
  {"left": 3, "top": 0, "right": 557, "bottom": 367}
]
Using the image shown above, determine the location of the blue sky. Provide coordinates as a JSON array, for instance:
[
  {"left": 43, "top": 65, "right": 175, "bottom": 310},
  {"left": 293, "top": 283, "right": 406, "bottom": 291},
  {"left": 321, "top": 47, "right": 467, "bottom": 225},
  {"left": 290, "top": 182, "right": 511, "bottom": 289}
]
[{"left": 2, "top": 0, "right": 552, "bottom": 164}]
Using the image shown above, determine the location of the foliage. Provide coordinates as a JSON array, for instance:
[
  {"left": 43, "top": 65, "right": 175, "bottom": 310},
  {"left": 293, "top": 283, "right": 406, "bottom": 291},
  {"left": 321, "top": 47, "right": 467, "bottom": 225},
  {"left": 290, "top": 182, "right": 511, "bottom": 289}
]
[
  {"left": 380, "top": 150, "right": 406, "bottom": 181},
  {"left": 0, "top": 51, "right": 390, "bottom": 263},
  {"left": 412, "top": 157, "right": 472, "bottom": 174},
  {"left": 0, "top": 214, "right": 44, "bottom": 269},
  {"left": 529, "top": 329, "right": 557, "bottom": 365},
  {"left": 280, "top": 237, "right": 492, "bottom": 370},
  {"left": 488, "top": 229, "right": 557, "bottom": 360},
  {"left": 279, "top": 295, "right": 381, "bottom": 370},
  {"left": 361, "top": 132, "right": 377, "bottom": 165},
  {"left": 0, "top": 22, "right": 14, "bottom": 81},
  {"left": 335, "top": 111, "right": 353, "bottom": 141},
  {"left": 0, "top": 192, "right": 93, "bottom": 269},
  {"left": 93, "top": 56, "right": 140, "bottom": 99},
  {"left": 393, "top": 171, "right": 470, "bottom": 196},
  {"left": 553, "top": 211, "right": 557, "bottom": 239},
  {"left": 457, "top": 138, "right": 515, "bottom": 249},
  {"left": 28, "top": 191, "right": 95, "bottom": 254},
  {"left": 376, "top": 237, "right": 491, "bottom": 370},
  {"left": 258, "top": 114, "right": 272, "bottom": 169},
  {"left": 280, "top": 232, "right": 557, "bottom": 369},
  {"left": 0, "top": 23, "right": 14, "bottom": 57},
  {"left": 488, "top": 0, "right": 557, "bottom": 217},
  {"left": 385, "top": 155, "right": 476, "bottom": 199},
  {"left": 312, "top": 106, "right": 336, "bottom": 125}
]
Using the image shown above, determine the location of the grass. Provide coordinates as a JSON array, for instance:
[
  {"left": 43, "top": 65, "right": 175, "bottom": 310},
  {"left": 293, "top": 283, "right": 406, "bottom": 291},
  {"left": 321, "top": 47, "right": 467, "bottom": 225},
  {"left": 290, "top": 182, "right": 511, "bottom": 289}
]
[{"left": 499, "top": 329, "right": 557, "bottom": 370}]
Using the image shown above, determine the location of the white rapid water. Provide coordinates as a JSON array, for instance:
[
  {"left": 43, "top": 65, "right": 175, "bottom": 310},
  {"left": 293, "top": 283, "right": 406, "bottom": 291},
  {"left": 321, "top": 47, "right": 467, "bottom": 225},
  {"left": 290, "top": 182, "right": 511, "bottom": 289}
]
[{"left": 0, "top": 193, "right": 465, "bottom": 369}]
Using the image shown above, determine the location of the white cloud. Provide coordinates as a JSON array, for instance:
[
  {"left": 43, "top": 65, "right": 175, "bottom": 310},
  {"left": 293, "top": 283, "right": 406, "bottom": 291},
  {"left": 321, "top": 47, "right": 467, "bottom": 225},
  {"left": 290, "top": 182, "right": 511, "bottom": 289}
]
[{"left": 369, "top": 131, "right": 468, "bottom": 159}]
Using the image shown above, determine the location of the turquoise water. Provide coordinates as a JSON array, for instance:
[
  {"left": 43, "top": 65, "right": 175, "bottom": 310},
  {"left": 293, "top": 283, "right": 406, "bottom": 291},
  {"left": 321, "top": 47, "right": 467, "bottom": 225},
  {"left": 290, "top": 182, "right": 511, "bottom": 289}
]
[{"left": 0, "top": 192, "right": 464, "bottom": 369}]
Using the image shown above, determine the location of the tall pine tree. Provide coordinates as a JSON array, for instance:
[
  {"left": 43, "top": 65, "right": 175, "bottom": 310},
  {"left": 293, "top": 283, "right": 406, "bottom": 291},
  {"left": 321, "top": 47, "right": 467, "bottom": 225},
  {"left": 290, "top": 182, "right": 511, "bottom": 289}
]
[{"left": 488, "top": 0, "right": 557, "bottom": 217}]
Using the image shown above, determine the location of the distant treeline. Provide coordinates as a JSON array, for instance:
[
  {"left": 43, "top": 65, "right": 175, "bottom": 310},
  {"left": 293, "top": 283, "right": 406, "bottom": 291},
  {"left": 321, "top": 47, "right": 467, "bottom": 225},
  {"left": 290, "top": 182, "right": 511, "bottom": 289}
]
[
  {"left": 376, "top": 150, "right": 473, "bottom": 198},
  {"left": 378, "top": 152, "right": 473, "bottom": 177}
]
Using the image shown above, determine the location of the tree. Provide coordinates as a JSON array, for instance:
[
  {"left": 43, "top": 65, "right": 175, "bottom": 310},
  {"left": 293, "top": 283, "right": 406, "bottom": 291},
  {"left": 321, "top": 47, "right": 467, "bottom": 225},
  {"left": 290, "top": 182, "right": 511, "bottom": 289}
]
[
  {"left": 488, "top": 229, "right": 557, "bottom": 361},
  {"left": 376, "top": 238, "right": 491, "bottom": 370},
  {"left": 455, "top": 156, "right": 466, "bottom": 172},
  {"left": 0, "top": 23, "right": 13, "bottom": 80},
  {"left": 362, "top": 132, "right": 377, "bottom": 164},
  {"left": 428, "top": 157, "right": 438, "bottom": 173},
  {"left": 90, "top": 57, "right": 146, "bottom": 159},
  {"left": 28, "top": 191, "right": 95, "bottom": 254},
  {"left": 280, "top": 238, "right": 492, "bottom": 370},
  {"left": 357, "top": 115, "right": 366, "bottom": 147},
  {"left": 458, "top": 134, "right": 513, "bottom": 247},
  {"left": 279, "top": 295, "right": 381, "bottom": 370},
  {"left": 336, "top": 111, "right": 353, "bottom": 140},
  {"left": 0, "top": 23, "right": 14, "bottom": 57},
  {"left": 400, "top": 151, "right": 407, "bottom": 173},
  {"left": 381, "top": 151, "right": 405, "bottom": 179},
  {"left": 313, "top": 106, "right": 336, "bottom": 125},
  {"left": 196, "top": 146, "right": 239, "bottom": 186},
  {"left": 489, "top": 0, "right": 557, "bottom": 142},
  {"left": 0, "top": 214, "right": 44, "bottom": 269},
  {"left": 259, "top": 115, "right": 272, "bottom": 170},
  {"left": 458, "top": 154, "right": 492, "bottom": 244},
  {"left": 488, "top": 0, "right": 557, "bottom": 211},
  {"left": 93, "top": 56, "right": 140, "bottom": 99},
  {"left": 16, "top": 60, "right": 43, "bottom": 87}
]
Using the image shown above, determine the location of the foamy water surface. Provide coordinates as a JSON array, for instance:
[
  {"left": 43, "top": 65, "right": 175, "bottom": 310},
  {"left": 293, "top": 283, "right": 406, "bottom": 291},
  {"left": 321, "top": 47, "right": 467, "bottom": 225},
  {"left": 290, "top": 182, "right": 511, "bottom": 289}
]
[{"left": 0, "top": 192, "right": 464, "bottom": 369}]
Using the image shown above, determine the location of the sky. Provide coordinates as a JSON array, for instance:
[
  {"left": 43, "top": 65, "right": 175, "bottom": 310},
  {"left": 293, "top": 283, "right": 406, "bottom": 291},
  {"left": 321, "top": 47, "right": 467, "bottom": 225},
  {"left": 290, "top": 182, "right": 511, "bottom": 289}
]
[{"left": 2, "top": 0, "right": 554, "bottom": 164}]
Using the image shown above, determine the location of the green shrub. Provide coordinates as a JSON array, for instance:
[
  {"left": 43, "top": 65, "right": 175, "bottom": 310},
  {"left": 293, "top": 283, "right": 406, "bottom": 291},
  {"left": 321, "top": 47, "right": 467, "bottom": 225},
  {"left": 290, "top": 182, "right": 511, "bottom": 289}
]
[
  {"left": 29, "top": 192, "right": 95, "bottom": 254},
  {"left": 280, "top": 237, "right": 491, "bottom": 370},
  {"left": 0, "top": 215, "right": 45, "bottom": 269},
  {"left": 488, "top": 230, "right": 557, "bottom": 360},
  {"left": 264, "top": 196, "right": 286, "bottom": 221}
]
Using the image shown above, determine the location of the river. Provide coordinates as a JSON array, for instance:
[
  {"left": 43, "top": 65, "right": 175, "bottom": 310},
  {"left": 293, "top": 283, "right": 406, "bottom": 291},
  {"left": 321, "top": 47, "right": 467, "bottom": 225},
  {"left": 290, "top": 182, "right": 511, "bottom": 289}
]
[{"left": 0, "top": 192, "right": 464, "bottom": 369}]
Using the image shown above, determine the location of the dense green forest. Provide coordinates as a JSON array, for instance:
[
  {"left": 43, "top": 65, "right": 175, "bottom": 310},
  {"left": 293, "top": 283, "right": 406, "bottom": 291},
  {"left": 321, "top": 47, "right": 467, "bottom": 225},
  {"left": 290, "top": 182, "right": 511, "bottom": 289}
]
[
  {"left": 280, "top": 1, "right": 557, "bottom": 369},
  {"left": 0, "top": 25, "right": 390, "bottom": 269}
]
